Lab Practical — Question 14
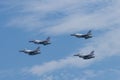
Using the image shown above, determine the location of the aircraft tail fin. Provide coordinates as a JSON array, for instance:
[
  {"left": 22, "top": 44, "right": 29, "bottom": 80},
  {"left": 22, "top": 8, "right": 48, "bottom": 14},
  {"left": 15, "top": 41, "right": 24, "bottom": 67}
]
[
  {"left": 87, "top": 30, "right": 92, "bottom": 35},
  {"left": 36, "top": 47, "right": 40, "bottom": 51},
  {"left": 90, "top": 50, "right": 94, "bottom": 55},
  {"left": 46, "top": 37, "right": 50, "bottom": 42}
]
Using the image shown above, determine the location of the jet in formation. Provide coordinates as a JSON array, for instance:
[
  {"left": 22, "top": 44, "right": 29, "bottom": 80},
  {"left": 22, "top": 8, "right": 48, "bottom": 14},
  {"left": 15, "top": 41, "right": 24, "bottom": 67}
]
[
  {"left": 29, "top": 37, "right": 51, "bottom": 46},
  {"left": 74, "top": 50, "right": 95, "bottom": 59},
  {"left": 71, "top": 30, "right": 92, "bottom": 39},
  {"left": 19, "top": 47, "right": 40, "bottom": 55}
]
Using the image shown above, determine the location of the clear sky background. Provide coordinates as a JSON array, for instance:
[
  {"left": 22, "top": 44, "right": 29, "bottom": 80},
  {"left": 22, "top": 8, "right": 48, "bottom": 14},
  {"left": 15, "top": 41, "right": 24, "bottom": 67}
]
[{"left": 0, "top": 0, "right": 120, "bottom": 80}]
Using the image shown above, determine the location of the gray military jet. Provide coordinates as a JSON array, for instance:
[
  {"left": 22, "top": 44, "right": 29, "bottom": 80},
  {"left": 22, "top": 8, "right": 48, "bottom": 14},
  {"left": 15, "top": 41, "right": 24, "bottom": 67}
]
[
  {"left": 71, "top": 30, "right": 92, "bottom": 39},
  {"left": 29, "top": 37, "right": 51, "bottom": 45},
  {"left": 74, "top": 50, "right": 95, "bottom": 59},
  {"left": 19, "top": 47, "right": 40, "bottom": 55}
]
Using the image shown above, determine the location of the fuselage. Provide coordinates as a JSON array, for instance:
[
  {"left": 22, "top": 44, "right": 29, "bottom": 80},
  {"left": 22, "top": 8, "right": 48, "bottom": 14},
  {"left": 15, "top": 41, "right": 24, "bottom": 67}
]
[
  {"left": 82, "top": 55, "right": 95, "bottom": 59},
  {"left": 29, "top": 40, "right": 51, "bottom": 45},
  {"left": 74, "top": 53, "right": 95, "bottom": 59},
  {"left": 20, "top": 49, "right": 40, "bottom": 55},
  {"left": 71, "top": 33, "right": 92, "bottom": 39}
]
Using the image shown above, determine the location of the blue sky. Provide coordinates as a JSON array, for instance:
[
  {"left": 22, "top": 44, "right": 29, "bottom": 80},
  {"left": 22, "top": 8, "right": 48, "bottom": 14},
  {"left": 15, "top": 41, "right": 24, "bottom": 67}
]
[{"left": 0, "top": 0, "right": 120, "bottom": 80}]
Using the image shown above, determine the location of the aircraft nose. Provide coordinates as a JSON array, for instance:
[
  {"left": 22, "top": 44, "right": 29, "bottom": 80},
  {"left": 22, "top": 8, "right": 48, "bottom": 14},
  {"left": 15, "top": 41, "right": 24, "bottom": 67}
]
[
  {"left": 19, "top": 50, "right": 23, "bottom": 52},
  {"left": 73, "top": 54, "right": 78, "bottom": 56},
  {"left": 29, "top": 40, "right": 34, "bottom": 42},
  {"left": 71, "top": 34, "right": 75, "bottom": 36}
]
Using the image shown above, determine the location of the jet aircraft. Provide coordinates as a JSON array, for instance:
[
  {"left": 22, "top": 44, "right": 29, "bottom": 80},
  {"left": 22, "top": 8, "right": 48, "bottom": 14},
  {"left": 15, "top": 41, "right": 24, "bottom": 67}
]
[
  {"left": 19, "top": 47, "right": 40, "bottom": 55},
  {"left": 29, "top": 37, "right": 51, "bottom": 45},
  {"left": 71, "top": 30, "right": 92, "bottom": 39},
  {"left": 74, "top": 50, "right": 95, "bottom": 59}
]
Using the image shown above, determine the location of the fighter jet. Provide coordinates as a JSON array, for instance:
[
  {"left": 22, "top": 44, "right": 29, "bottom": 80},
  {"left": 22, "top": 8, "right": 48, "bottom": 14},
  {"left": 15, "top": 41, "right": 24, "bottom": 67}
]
[
  {"left": 29, "top": 37, "right": 51, "bottom": 45},
  {"left": 74, "top": 50, "right": 95, "bottom": 59},
  {"left": 19, "top": 47, "right": 40, "bottom": 55},
  {"left": 71, "top": 30, "right": 92, "bottom": 39}
]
